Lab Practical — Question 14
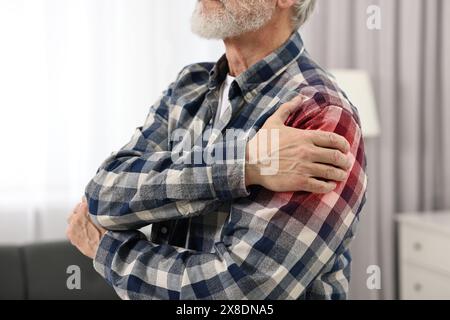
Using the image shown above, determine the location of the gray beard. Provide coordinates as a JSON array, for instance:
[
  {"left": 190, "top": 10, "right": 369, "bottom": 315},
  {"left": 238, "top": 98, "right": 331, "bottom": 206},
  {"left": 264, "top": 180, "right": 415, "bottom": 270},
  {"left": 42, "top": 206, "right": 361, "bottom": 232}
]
[{"left": 191, "top": 0, "right": 275, "bottom": 40}]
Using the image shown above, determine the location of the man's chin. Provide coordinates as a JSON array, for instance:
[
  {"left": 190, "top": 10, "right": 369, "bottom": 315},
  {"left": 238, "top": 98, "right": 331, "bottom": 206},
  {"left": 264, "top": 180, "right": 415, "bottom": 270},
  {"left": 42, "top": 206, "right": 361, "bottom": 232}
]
[
  {"left": 191, "top": 15, "right": 236, "bottom": 40},
  {"left": 190, "top": 27, "right": 228, "bottom": 40}
]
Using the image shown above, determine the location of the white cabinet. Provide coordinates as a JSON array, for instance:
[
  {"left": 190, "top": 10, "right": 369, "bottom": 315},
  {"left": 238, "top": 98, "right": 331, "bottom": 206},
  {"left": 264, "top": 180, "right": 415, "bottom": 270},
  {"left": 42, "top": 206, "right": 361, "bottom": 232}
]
[{"left": 398, "top": 213, "right": 450, "bottom": 300}]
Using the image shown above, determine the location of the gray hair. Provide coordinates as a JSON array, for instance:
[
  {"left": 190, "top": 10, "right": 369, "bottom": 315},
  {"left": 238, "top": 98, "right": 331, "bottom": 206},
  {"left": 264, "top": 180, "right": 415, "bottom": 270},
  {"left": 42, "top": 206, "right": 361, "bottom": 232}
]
[{"left": 292, "top": 0, "right": 316, "bottom": 30}]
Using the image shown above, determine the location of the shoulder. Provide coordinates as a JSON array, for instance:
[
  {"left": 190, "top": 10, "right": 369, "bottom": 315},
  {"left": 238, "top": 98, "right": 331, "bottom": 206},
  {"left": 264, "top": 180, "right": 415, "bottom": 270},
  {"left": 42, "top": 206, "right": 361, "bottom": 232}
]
[
  {"left": 175, "top": 62, "right": 215, "bottom": 87},
  {"left": 163, "top": 62, "right": 215, "bottom": 103},
  {"left": 276, "top": 52, "right": 362, "bottom": 129}
]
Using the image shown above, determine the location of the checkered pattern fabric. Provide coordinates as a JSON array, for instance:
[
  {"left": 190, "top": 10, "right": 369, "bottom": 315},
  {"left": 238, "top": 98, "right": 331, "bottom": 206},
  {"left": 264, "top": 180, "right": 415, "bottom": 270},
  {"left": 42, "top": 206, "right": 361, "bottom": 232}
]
[{"left": 86, "top": 31, "right": 367, "bottom": 300}]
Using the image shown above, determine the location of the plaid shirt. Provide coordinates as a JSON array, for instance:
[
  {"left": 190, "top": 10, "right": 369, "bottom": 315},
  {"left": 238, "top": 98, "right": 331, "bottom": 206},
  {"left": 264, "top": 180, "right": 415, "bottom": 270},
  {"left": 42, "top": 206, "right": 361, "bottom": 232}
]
[{"left": 86, "top": 31, "right": 367, "bottom": 300}]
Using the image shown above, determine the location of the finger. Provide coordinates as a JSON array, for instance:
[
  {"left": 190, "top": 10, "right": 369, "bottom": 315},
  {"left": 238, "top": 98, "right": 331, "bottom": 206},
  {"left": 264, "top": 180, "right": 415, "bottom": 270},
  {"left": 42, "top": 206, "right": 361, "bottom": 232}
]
[
  {"left": 306, "top": 163, "right": 348, "bottom": 182},
  {"left": 272, "top": 95, "right": 305, "bottom": 124},
  {"left": 301, "top": 178, "right": 337, "bottom": 194},
  {"left": 72, "top": 203, "right": 81, "bottom": 214},
  {"left": 68, "top": 212, "right": 82, "bottom": 226},
  {"left": 312, "top": 147, "right": 352, "bottom": 170},
  {"left": 310, "top": 131, "right": 350, "bottom": 154},
  {"left": 79, "top": 202, "right": 89, "bottom": 216},
  {"left": 67, "top": 204, "right": 81, "bottom": 223},
  {"left": 82, "top": 195, "right": 87, "bottom": 203}
]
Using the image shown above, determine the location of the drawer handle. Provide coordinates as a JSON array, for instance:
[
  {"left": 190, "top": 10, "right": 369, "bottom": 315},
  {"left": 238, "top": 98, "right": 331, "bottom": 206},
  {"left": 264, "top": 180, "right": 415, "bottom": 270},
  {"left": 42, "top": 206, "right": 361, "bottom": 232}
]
[
  {"left": 413, "top": 242, "right": 422, "bottom": 251},
  {"left": 413, "top": 283, "right": 422, "bottom": 292}
]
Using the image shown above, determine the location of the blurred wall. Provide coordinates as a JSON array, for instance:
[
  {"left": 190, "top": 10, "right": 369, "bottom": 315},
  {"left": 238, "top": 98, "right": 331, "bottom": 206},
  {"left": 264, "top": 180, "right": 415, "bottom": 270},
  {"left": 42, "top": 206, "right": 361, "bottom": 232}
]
[{"left": 302, "top": 0, "right": 450, "bottom": 299}]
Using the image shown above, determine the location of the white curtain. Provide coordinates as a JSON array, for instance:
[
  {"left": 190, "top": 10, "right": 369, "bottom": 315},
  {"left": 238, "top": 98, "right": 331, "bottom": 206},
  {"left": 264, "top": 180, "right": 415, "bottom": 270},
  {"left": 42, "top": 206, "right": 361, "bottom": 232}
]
[{"left": 0, "top": 0, "right": 223, "bottom": 243}]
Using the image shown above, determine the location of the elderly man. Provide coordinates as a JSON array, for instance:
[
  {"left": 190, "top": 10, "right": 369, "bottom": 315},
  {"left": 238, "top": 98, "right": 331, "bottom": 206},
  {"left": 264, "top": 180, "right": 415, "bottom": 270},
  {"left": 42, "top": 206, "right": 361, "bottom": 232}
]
[{"left": 67, "top": 0, "right": 366, "bottom": 300}]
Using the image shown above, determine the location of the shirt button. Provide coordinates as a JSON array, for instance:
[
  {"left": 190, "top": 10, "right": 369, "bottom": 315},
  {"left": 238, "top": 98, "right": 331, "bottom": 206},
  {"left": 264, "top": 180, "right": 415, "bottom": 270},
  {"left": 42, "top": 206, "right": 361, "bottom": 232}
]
[{"left": 160, "top": 227, "right": 168, "bottom": 235}]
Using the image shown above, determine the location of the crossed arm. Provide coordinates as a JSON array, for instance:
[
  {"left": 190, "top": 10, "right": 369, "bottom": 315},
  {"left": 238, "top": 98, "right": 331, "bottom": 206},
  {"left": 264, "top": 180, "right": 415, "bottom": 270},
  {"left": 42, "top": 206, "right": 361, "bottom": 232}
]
[
  {"left": 67, "top": 86, "right": 366, "bottom": 299},
  {"left": 83, "top": 88, "right": 352, "bottom": 231}
]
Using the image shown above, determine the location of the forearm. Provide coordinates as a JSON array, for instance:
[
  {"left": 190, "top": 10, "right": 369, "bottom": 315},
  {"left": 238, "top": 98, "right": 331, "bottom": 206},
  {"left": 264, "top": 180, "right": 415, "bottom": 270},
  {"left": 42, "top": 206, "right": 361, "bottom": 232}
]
[
  {"left": 94, "top": 199, "right": 362, "bottom": 300},
  {"left": 88, "top": 198, "right": 221, "bottom": 231},
  {"left": 85, "top": 139, "right": 250, "bottom": 230}
]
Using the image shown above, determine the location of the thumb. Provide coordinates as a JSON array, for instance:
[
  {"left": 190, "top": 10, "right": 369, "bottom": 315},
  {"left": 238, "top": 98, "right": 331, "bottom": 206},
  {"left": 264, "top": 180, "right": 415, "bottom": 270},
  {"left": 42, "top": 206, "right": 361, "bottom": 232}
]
[{"left": 272, "top": 95, "right": 304, "bottom": 124}]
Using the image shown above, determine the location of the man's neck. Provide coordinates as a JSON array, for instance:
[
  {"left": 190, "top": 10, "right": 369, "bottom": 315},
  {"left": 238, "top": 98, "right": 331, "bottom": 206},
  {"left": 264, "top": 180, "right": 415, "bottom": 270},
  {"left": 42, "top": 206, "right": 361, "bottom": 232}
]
[{"left": 223, "top": 16, "right": 294, "bottom": 77}]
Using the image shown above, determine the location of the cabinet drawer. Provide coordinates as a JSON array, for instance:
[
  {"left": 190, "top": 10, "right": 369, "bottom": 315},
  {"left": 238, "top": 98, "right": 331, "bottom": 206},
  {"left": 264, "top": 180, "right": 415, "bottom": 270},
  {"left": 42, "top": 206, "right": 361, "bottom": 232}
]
[
  {"left": 401, "top": 263, "right": 450, "bottom": 300},
  {"left": 400, "top": 224, "right": 450, "bottom": 273}
]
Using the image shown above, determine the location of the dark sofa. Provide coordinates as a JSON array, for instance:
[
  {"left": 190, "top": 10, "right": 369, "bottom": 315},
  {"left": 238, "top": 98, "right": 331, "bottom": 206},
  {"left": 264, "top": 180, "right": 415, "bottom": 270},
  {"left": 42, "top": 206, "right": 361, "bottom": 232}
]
[{"left": 0, "top": 241, "right": 118, "bottom": 300}]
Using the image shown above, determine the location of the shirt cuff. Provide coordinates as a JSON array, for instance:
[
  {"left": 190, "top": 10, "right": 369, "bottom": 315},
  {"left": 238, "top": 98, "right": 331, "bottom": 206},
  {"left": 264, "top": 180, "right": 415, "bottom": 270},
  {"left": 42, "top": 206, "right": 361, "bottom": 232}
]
[
  {"left": 93, "top": 230, "right": 146, "bottom": 283},
  {"left": 211, "top": 138, "right": 250, "bottom": 200}
]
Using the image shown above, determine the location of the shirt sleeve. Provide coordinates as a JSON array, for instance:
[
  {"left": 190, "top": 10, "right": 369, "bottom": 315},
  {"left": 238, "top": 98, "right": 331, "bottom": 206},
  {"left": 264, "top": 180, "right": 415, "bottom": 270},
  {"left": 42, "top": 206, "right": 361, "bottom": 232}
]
[
  {"left": 93, "top": 105, "right": 368, "bottom": 300},
  {"left": 85, "top": 79, "right": 250, "bottom": 231}
]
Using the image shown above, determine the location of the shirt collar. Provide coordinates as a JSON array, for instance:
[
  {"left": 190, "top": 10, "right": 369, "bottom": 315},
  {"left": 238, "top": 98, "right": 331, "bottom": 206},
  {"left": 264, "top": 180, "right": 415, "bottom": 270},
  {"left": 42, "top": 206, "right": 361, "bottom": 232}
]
[{"left": 208, "top": 31, "right": 305, "bottom": 102}]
